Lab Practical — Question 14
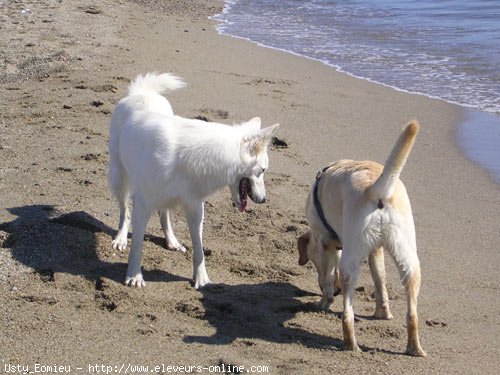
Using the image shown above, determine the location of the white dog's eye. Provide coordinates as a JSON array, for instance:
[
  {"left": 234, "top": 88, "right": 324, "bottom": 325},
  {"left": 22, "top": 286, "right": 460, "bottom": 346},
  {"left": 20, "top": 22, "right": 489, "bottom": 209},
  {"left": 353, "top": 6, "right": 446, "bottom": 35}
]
[{"left": 257, "top": 168, "right": 266, "bottom": 177}]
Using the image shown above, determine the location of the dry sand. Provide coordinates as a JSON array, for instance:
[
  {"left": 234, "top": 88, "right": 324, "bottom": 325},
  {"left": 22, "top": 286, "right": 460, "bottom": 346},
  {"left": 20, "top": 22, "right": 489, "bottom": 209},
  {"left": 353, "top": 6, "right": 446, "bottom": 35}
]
[{"left": 1, "top": 0, "right": 499, "bottom": 374}]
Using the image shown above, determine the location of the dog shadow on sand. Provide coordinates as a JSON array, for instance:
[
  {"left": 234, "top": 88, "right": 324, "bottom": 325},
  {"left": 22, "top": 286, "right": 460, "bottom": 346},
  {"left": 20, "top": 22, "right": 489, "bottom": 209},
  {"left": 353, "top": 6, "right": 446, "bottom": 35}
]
[
  {"left": 184, "top": 281, "right": 345, "bottom": 350},
  {"left": 185, "top": 282, "right": 407, "bottom": 355},
  {"left": 0, "top": 204, "right": 188, "bottom": 285},
  {"left": 2, "top": 205, "right": 396, "bottom": 353}
]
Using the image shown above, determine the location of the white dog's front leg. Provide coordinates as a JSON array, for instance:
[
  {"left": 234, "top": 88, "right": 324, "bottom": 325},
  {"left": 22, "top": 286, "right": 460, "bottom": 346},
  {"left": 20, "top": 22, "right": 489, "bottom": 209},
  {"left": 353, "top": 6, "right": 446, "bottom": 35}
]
[
  {"left": 125, "top": 199, "right": 150, "bottom": 288},
  {"left": 185, "top": 202, "right": 211, "bottom": 289},
  {"left": 112, "top": 199, "right": 131, "bottom": 251},
  {"left": 159, "top": 209, "right": 186, "bottom": 252}
]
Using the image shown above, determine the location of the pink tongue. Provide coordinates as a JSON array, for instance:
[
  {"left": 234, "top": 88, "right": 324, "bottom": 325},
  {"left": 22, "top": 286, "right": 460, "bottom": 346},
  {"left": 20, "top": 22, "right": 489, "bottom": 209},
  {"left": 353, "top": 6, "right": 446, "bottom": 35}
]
[
  {"left": 239, "top": 198, "right": 247, "bottom": 212},
  {"left": 239, "top": 179, "right": 248, "bottom": 212}
]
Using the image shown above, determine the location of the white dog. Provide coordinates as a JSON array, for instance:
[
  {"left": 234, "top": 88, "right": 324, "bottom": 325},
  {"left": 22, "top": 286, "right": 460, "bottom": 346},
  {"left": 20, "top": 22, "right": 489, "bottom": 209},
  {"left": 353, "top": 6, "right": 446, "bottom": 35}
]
[
  {"left": 108, "top": 73, "right": 279, "bottom": 289},
  {"left": 297, "top": 122, "right": 426, "bottom": 356}
]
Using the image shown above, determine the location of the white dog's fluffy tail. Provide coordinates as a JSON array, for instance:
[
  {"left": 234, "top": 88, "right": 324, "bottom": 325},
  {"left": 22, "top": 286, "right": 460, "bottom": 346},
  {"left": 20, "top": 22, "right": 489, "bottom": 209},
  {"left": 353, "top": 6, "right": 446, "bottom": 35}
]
[
  {"left": 127, "top": 72, "right": 186, "bottom": 96},
  {"left": 367, "top": 121, "right": 419, "bottom": 201}
]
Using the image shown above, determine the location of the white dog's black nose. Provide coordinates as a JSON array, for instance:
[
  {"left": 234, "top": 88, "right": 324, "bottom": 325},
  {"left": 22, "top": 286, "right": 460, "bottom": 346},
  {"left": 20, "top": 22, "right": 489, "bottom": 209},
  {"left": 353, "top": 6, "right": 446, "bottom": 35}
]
[{"left": 254, "top": 196, "right": 266, "bottom": 204}]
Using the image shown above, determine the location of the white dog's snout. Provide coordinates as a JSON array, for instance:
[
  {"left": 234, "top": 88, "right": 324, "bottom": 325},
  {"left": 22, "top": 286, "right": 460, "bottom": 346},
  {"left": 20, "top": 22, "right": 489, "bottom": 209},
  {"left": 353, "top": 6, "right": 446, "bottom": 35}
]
[
  {"left": 249, "top": 187, "right": 266, "bottom": 204},
  {"left": 248, "top": 176, "right": 267, "bottom": 204},
  {"left": 252, "top": 195, "right": 266, "bottom": 204}
]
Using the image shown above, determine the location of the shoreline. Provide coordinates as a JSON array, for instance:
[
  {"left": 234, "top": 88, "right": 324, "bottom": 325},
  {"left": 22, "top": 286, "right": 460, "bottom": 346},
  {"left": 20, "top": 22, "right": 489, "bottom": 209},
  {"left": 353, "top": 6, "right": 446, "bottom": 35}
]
[
  {"left": 1, "top": 1, "right": 499, "bottom": 373},
  {"left": 211, "top": 16, "right": 500, "bottom": 185},
  {"left": 211, "top": 0, "right": 500, "bottom": 116},
  {"left": 458, "top": 110, "right": 500, "bottom": 183}
]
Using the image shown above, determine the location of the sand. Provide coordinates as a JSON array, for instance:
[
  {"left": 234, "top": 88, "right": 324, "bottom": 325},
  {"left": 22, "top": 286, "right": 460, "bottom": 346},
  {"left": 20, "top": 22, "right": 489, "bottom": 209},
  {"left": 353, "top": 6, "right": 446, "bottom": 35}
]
[{"left": 1, "top": 0, "right": 499, "bottom": 374}]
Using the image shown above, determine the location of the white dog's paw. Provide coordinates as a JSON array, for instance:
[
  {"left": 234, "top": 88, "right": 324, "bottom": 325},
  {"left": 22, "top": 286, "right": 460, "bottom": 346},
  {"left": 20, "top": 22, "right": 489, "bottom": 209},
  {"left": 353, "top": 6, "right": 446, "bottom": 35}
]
[
  {"left": 112, "top": 235, "right": 128, "bottom": 251},
  {"left": 125, "top": 273, "right": 145, "bottom": 288},
  {"left": 193, "top": 272, "right": 211, "bottom": 290},
  {"left": 167, "top": 241, "right": 187, "bottom": 253},
  {"left": 374, "top": 307, "right": 394, "bottom": 320}
]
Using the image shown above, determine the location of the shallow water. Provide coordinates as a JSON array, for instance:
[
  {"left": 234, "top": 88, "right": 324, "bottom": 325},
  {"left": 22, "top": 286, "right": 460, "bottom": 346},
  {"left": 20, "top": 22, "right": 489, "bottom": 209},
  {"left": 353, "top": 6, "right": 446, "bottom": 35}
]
[
  {"left": 213, "top": 0, "right": 500, "bottom": 182},
  {"left": 214, "top": 0, "right": 500, "bottom": 114},
  {"left": 459, "top": 111, "right": 500, "bottom": 183}
]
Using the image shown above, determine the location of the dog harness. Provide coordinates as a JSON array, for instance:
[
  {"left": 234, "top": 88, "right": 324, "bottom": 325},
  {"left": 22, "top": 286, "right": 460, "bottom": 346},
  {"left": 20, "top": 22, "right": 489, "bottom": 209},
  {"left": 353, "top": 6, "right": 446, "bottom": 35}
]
[{"left": 313, "top": 165, "right": 341, "bottom": 244}]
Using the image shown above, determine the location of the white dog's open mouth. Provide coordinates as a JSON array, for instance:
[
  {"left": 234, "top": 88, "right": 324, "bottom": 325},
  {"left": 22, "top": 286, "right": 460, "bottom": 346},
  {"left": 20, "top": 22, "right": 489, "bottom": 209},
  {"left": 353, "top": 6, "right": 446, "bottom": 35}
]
[{"left": 238, "top": 177, "right": 250, "bottom": 212}]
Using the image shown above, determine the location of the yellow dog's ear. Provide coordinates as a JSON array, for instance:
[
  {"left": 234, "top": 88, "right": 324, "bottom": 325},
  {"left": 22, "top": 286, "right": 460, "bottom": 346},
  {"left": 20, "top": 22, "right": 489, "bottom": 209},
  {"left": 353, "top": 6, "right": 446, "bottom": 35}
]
[{"left": 297, "top": 231, "right": 311, "bottom": 266}]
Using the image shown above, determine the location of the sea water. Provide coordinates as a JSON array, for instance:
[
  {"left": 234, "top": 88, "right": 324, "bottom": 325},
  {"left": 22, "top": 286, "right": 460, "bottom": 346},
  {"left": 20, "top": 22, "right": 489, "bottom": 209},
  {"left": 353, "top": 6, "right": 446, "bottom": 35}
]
[{"left": 213, "top": 0, "right": 500, "bottom": 182}]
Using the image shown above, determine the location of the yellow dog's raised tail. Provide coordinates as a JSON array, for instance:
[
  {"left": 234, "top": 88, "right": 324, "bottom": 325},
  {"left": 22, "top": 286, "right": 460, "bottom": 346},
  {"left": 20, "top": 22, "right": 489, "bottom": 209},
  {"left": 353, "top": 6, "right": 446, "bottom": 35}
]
[{"left": 367, "top": 121, "right": 419, "bottom": 202}]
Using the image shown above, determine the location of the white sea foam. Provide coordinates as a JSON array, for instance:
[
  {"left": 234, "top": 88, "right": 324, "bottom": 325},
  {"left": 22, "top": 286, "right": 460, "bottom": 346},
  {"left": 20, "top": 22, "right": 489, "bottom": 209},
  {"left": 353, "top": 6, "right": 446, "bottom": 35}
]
[
  {"left": 212, "top": 0, "right": 500, "bottom": 114},
  {"left": 211, "top": 0, "right": 500, "bottom": 183}
]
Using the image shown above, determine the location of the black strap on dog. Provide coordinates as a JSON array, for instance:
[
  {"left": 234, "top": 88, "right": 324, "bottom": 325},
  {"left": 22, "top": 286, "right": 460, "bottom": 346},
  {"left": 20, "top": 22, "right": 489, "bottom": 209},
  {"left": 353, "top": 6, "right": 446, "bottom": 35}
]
[{"left": 313, "top": 165, "right": 341, "bottom": 244}]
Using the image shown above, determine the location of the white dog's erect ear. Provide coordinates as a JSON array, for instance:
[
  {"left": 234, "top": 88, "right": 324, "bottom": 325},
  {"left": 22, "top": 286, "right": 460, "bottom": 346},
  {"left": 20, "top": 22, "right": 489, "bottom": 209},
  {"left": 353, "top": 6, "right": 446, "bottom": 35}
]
[
  {"left": 246, "top": 117, "right": 262, "bottom": 130},
  {"left": 260, "top": 123, "right": 279, "bottom": 141},
  {"left": 237, "top": 117, "right": 261, "bottom": 132},
  {"left": 243, "top": 123, "right": 280, "bottom": 156},
  {"left": 298, "top": 231, "right": 310, "bottom": 266},
  {"left": 259, "top": 123, "right": 280, "bottom": 150}
]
